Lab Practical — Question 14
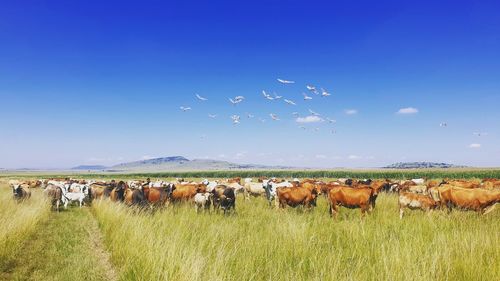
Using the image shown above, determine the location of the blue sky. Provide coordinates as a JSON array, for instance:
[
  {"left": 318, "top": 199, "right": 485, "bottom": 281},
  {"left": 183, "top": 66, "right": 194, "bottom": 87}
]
[{"left": 1, "top": 0, "right": 499, "bottom": 169}]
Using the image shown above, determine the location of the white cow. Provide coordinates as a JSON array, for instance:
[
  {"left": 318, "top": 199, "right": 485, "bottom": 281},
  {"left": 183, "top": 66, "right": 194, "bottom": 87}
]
[
  {"left": 194, "top": 192, "right": 212, "bottom": 212},
  {"left": 202, "top": 179, "right": 219, "bottom": 192},
  {"left": 411, "top": 178, "right": 426, "bottom": 185},
  {"left": 61, "top": 189, "right": 86, "bottom": 208},
  {"left": 244, "top": 179, "right": 266, "bottom": 198}
]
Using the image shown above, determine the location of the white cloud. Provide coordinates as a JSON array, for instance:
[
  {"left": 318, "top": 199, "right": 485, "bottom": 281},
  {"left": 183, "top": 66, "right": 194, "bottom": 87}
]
[
  {"left": 315, "top": 154, "right": 327, "bottom": 159},
  {"left": 397, "top": 107, "right": 419, "bottom": 114},
  {"left": 296, "top": 115, "right": 323, "bottom": 123},
  {"left": 345, "top": 109, "right": 358, "bottom": 115},
  {"left": 469, "top": 143, "right": 481, "bottom": 149},
  {"left": 348, "top": 155, "right": 361, "bottom": 160},
  {"left": 217, "top": 154, "right": 227, "bottom": 158}
]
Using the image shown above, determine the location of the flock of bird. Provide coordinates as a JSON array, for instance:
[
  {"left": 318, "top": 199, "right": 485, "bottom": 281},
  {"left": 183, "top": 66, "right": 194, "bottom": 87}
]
[
  {"left": 179, "top": 78, "right": 338, "bottom": 133},
  {"left": 179, "top": 79, "right": 488, "bottom": 139}
]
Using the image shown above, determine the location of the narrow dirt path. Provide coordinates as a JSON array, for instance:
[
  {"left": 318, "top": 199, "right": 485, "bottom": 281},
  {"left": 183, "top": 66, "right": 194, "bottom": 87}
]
[{"left": 1, "top": 207, "right": 118, "bottom": 281}]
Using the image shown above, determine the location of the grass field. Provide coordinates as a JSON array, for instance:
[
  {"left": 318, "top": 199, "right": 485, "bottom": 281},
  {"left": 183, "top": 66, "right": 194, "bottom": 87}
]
[
  {"left": 0, "top": 175, "right": 499, "bottom": 280},
  {"left": 0, "top": 183, "right": 50, "bottom": 274}
]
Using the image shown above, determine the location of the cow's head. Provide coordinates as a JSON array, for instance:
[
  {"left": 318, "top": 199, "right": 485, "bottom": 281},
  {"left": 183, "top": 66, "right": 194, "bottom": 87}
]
[{"left": 166, "top": 183, "right": 176, "bottom": 198}]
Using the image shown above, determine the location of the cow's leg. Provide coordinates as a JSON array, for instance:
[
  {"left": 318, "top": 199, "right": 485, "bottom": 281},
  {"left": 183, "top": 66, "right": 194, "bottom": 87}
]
[
  {"left": 399, "top": 207, "right": 404, "bottom": 219},
  {"left": 330, "top": 203, "right": 338, "bottom": 219}
]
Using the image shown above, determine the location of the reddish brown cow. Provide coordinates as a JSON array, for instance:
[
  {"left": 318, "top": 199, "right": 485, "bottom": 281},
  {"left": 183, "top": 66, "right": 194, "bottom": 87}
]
[
  {"left": 170, "top": 184, "right": 206, "bottom": 202},
  {"left": 481, "top": 179, "right": 500, "bottom": 190},
  {"left": 143, "top": 185, "right": 171, "bottom": 207},
  {"left": 123, "top": 188, "right": 146, "bottom": 206},
  {"left": 328, "top": 184, "right": 383, "bottom": 218},
  {"left": 276, "top": 186, "right": 318, "bottom": 209},
  {"left": 437, "top": 185, "right": 500, "bottom": 214},
  {"left": 226, "top": 177, "right": 241, "bottom": 184},
  {"left": 443, "top": 180, "right": 481, "bottom": 189}
]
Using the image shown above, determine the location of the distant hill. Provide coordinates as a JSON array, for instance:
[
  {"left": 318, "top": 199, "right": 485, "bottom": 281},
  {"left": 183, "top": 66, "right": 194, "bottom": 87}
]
[
  {"left": 103, "top": 156, "right": 288, "bottom": 171},
  {"left": 383, "top": 162, "right": 466, "bottom": 169},
  {"left": 72, "top": 165, "right": 108, "bottom": 170}
]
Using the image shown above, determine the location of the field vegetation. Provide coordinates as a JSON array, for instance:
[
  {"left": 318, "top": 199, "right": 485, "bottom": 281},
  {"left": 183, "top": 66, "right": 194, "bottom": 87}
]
[
  {"left": 0, "top": 181, "right": 50, "bottom": 273},
  {"left": 92, "top": 193, "right": 500, "bottom": 281},
  {"left": 3, "top": 168, "right": 500, "bottom": 181},
  {"left": 1, "top": 173, "right": 499, "bottom": 280}
]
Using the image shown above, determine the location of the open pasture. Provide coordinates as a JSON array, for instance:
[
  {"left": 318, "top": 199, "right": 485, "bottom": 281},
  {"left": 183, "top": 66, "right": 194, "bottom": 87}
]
[{"left": 0, "top": 175, "right": 499, "bottom": 281}]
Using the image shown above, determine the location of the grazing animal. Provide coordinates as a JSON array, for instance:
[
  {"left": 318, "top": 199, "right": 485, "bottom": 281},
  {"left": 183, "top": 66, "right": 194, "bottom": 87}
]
[
  {"left": 194, "top": 192, "right": 213, "bottom": 212},
  {"left": 276, "top": 186, "right": 318, "bottom": 209},
  {"left": 110, "top": 181, "right": 128, "bottom": 202},
  {"left": 398, "top": 192, "right": 437, "bottom": 219},
  {"left": 12, "top": 184, "right": 31, "bottom": 201},
  {"left": 211, "top": 185, "right": 236, "bottom": 214},
  {"left": 124, "top": 188, "right": 146, "bottom": 206},
  {"left": 244, "top": 179, "right": 266, "bottom": 198},
  {"left": 170, "top": 184, "right": 206, "bottom": 202},
  {"left": 143, "top": 184, "right": 173, "bottom": 207},
  {"left": 43, "top": 184, "right": 63, "bottom": 211},
  {"left": 435, "top": 185, "right": 500, "bottom": 214},
  {"left": 262, "top": 180, "right": 278, "bottom": 207},
  {"left": 61, "top": 190, "right": 86, "bottom": 208},
  {"left": 328, "top": 184, "right": 383, "bottom": 218}
]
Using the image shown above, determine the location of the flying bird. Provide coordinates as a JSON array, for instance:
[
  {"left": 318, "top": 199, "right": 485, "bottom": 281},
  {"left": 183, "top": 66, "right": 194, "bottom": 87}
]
[
  {"left": 325, "top": 117, "right": 336, "bottom": 124},
  {"left": 299, "top": 126, "right": 306, "bottom": 130},
  {"left": 473, "top": 132, "right": 487, "bottom": 137},
  {"left": 195, "top": 94, "right": 208, "bottom": 101},
  {"left": 231, "top": 115, "right": 241, "bottom": 124},
  {"left": 439, "top": 122, "right": 447, "bottom": 127},
  {"left": 306, "top": 85, "right": 316, "bottom": 91},
  {"left": 321, "top": 88, "right": 331, "bottom": 97},
  {"left": 229, "top": 96, "right": 245, "bottom": 105},
  {"left": 247, "top": 113, "right": 254, "bottom": 118},
  {"left": 262, "top": 90, "right": 274, "bottom": 100},
  {"left": 303, "top": 93, "right": 313, "bottom": 100},
  {"left": 277, "top": 78, "right": 295, "bottom": 84},
  {"left": 308, "top": 109, "right": 320, "bottom": 116},
  {"left": 270, "top": 113, "right": 280, "bottom": 121},
  {"left": 180, "top": 106, "right": 191, "bottom": 112},
  {"left": 274, "top": 93, "right": 283, "bottom": 100},
  {"left": 284, "top": 99, "right": 296, "bottom": 105},
  {"left": 208, "top": 114, "right": 217, "bottom": 118},
  {"left": 292, "top": 112, "right": 300, "bottom": 117}
]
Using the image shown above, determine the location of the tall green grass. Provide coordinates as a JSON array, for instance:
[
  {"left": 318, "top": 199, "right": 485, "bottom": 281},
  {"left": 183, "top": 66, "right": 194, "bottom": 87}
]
[
  {"left": 3, "top": 168, "right": 500, "bottom": 181},
  {"left": 0, "top": 183, "right": 50, "bottom": 271},
  {"left": 93, "top": 194, "right": 500, "bottom": 281}
]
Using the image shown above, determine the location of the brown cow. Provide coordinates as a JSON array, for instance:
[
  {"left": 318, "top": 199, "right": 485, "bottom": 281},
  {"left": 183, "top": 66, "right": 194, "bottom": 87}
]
[
  {"left": 436, "top": 185, "right": 500, "bottom": 214},
  {"left": 443, "top": 180, "right": 481, "bottom": 189},
  {"left": 398, "top": 192, "right": 437, "bottom": 219},
  {"left": 110, "top": 181, "right": 128, "bottom": 202},
  {"left": 143, "top": 184, "right": 174, "bottom": 207},
  {"left": 276, "top": 186, "right": 318, "bottom": 209},
  {"left": 170, "top": 184, "right": 206, "bottom": 202},
  {"left": 328, "top": 184, "right": 383, "bottom": 218},
  {"left": 123, "top": 188, "right": 146, "bottom": 206},
  {"left": 481, "top": 179, "right": 500, "bottom": 190}
]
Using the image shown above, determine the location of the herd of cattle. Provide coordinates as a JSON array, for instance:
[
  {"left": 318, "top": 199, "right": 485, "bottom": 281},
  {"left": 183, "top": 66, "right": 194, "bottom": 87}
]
[{"left": 8, "top": 177, "right": 500, "bottom": 219}]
